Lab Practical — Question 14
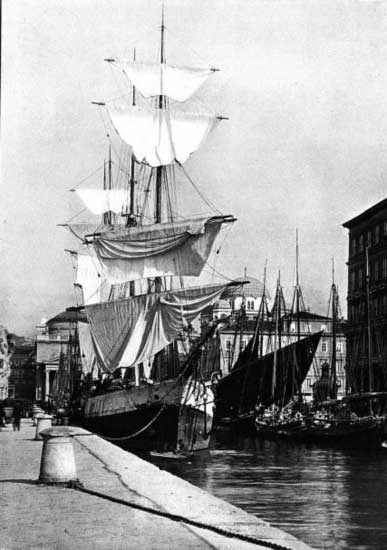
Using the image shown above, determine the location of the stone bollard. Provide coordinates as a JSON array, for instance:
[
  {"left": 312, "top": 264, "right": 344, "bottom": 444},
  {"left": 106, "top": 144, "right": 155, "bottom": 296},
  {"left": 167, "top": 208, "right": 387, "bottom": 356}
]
[
  {"left": 33, "top": 411, "right": 44, "bottom": 427},
  {"left": 35, "top": 414, "right": 53, "bottom": 440},
  {"left": 38, "top": 428, "right": 78, "bottom": 485}
]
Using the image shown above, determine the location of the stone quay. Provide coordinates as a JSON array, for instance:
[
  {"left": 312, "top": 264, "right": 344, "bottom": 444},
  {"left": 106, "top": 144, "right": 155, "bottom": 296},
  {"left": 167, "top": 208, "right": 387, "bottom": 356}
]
[{"left": 0, "top": 419, "right": 314, "bottom": 550}]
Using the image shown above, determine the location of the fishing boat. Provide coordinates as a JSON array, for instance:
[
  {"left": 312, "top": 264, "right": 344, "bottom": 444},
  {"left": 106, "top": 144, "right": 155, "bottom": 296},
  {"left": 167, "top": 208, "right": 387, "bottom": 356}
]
[
  {"left": 294, "top": 263, "right": 385, "bottom": 447},
  {"left": 213, "top": 269, "right": 322, "bottom": 432},
  {"left": 63, "top": 10, "right": 238, "bottom": 453}
]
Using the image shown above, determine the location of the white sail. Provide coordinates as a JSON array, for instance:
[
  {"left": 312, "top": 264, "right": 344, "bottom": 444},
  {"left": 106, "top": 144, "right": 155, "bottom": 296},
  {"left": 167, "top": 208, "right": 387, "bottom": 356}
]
[
  {"left": 106, "top": 101, "right": 219, "bottom": 167},
  {"left": 75, "top": 189, "right": 128, "bottom": 215},
  {"left": 85, "top": 283, "right": 231, "bottom": 373},
  {"left": 91, "top": 216, "right": 231, "bottom": 283},
  {"left": 76, "top": 250, "right": 111, "bottom": 305},
  {"left": 111, "top": 60, "right": 214, "bottom": 102}
]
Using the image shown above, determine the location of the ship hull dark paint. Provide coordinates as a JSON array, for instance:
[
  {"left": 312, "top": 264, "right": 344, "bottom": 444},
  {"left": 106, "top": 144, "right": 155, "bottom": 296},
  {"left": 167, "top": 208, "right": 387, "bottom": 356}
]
[
  {"left": 84, "top": 394, "right": 212, "bottom": 454},
  {"left": 266, "top": 417, "right": 384, "bottom": 448},
  {"left": 297, "top": 418, "right": 384, "bottom": 447}
]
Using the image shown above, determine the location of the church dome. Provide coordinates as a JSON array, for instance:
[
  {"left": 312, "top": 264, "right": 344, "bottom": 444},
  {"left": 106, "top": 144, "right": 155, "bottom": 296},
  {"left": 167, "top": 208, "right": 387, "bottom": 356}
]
[
  {"left": 47, "top": 307, "right": 87, "bottom": 327},
  {"left": 222, "top": 276, "right": 268, "bottom": 300}
]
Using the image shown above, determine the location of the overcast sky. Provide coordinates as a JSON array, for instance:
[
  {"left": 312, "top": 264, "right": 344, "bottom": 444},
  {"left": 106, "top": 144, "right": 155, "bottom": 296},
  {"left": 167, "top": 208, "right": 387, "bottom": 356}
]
[{"left": 2, "top": 0, "right": 387, "bottom": 335}]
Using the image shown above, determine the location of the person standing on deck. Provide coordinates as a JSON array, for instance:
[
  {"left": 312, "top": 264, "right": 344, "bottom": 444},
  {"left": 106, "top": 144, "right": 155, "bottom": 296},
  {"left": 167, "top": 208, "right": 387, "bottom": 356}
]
[{"left": 12, "top": 402, "right": 21, "bottom": 431}]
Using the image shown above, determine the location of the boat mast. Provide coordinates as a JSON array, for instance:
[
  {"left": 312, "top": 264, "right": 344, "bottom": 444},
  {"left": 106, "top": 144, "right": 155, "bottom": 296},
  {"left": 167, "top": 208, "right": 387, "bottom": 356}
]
[
  {"left": 330, "top": 258, "right": 337, "bottom": 399},
  {"left": 154, "top": 6, "right": 166, "bottom": 294},
  {"left": 155, "top": 5, "right": 166, "bottom": 224},
  {"left": 272, "top": 270, "right": 282, "bottom": 398},
  {"left": 126, "top": 48, "right": 137, "bottom": 230},
  {"left": 296, "top": 229, "right": 301, "bottom": 341},
  {"left": 102, "top": 145, "right": 112, "bottom": 226}
]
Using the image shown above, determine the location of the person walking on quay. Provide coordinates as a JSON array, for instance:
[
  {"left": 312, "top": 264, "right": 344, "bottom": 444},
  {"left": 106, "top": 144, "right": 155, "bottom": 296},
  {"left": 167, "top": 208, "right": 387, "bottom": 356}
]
[{"left": 12, "top": 402, "right": 21, "bottom": 431}]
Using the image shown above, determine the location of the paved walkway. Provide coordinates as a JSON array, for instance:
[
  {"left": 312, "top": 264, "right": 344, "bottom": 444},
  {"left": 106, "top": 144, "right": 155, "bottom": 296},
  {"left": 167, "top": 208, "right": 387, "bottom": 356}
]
[{"left": 0, "top": 420, "right": 314, "bottom": 550}]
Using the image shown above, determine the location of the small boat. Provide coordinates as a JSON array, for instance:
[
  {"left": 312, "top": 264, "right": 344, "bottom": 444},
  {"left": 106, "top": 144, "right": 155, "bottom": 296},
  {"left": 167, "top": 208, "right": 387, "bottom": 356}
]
[{"left": 150, "top": 451, "right": 189, "bottom": 460}]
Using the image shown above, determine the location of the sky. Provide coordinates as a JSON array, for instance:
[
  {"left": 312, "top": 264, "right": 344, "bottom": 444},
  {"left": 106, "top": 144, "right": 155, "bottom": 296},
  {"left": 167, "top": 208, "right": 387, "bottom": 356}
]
[{"left": 2, "top": 0, "right": 387, "bottom": 336}]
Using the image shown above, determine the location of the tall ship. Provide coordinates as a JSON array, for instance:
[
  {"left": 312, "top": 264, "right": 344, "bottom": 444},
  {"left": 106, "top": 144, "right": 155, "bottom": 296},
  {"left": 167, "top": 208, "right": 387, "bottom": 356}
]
[{"left": 62, "top": 11, "right": 238, "bottom": 453}]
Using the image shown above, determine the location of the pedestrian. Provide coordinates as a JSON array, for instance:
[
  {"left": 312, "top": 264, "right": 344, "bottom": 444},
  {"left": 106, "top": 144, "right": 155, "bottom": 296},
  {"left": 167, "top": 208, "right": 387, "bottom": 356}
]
[
  {"left": 0, "top": 402, "right": 5, "bottom": 427},
  {"left": 12, "top": 402, "right": 21, "bottom": 431}
]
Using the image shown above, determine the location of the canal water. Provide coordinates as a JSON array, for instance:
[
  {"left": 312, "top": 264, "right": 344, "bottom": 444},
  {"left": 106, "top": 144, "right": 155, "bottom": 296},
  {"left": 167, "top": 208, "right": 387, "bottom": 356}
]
[{"left": 151, "top": 431, "right": 387, "bottom": 550}]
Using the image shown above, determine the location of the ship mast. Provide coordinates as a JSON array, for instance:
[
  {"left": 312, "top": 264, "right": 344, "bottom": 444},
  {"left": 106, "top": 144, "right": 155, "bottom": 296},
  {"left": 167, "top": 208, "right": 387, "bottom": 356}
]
[
  {"left": 295, "top": 229, "right": 301, "bottom": 341},
  {"left": 154, "top": 6, "right": 166, "bottom": 294},
  {"left": 330, "top": 258, "right": 337, "bottom": 399},
  {"left": 155, "top": 5, "right": 166, "bottom": 224},
  {"left": 103, "top": 144, "right": 113, "bottom": 226},
  {"left": 127, "top": 48, "right": 137, "bottom": 229}
]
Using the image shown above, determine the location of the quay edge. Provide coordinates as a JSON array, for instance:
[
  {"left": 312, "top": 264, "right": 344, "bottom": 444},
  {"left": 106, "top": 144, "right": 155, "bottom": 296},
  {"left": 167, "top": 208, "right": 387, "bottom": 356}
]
[
  {"left": 71, "top": 428, "right": 317, "bottom": 550},
  {"left": 1, "top": 420, "right": 315, "bottom": 550}
]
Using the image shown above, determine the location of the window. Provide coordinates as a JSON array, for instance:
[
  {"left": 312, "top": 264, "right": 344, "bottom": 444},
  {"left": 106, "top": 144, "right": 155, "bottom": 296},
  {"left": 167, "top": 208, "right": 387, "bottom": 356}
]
[
  {"left": 375, "top": 225, "right": 380, "bottom": 244},
  {"left": 375, "top": 260, "right": 379, "bottom": 281},
  {"left": 367, "top": 231, "right": 372, "bottom": 247},
  {"left": 246, "top": 300, "right": 254, "bottom": 311},
  {"left": 336, "top": 342, "right": 342, "bottom": 353},
  {"left": 351, "top": 238, "right": 357, "bottom": 256},
  {"left": 359, "top": 235, "right": 364, "bottom": 252},
  {"left": 321, "top": 341, "right": 327, "bottom": 353},
  {"left": 350, "top": 270, "right": 356, "bottom": 291},
  {"left": 358, "top": 267, "right": 363, "bottom": 288}
]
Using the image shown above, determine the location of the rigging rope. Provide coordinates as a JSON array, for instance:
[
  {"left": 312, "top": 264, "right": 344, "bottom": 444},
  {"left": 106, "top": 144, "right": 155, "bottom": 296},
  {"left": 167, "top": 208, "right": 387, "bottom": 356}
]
[{"left": 176, "top": 162, "right": 222, "bottom": 215}]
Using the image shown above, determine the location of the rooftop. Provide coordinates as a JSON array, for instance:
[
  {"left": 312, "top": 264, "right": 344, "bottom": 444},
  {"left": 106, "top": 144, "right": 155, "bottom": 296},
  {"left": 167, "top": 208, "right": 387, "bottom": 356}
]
[
  {"left": 222, "top": 276, "right": 268, "bottom": 300},
  {"left": 47, "top": 307, "right": 87, "bottom": 326},
  {"left": 343, "top": 197, "right": 387, "bottom": 229}
]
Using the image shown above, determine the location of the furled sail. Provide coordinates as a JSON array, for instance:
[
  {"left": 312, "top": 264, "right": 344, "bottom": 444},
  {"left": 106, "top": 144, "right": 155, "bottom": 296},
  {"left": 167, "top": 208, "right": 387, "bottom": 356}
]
[
  {"left": 91, "top": 216, "right": 232, "bottom": 283},
  {"left": 75, "top": 189, "right": 128, "bottom": 215},
  {"left": 106, "top": 100, "right": 219, "bottom": 167},
  {"left": 86, "top": 283, "right": 231, "bottom": 373},
  {"left": 110, "top": 60, "right": 214, "bottom": 102}
]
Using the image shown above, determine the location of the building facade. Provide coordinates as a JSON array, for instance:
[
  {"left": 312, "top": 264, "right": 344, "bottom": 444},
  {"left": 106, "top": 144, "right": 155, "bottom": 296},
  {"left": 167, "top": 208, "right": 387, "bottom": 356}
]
[
  {"left": 7, "top": 335, "right": 35, "bottom": 402},
  {"left": 343, "top": 198, "right": 387, "bottom": 393},
  {"left": 36, "top": 308, "right": 86, "bottom": 401},
  {"left": 0, "top": 326, "right": 11, "bottom": 400}
]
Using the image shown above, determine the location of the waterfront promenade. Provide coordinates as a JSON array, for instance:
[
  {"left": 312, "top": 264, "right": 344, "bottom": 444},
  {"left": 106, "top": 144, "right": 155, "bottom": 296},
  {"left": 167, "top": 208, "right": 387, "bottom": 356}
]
[{"left": 0, "top": 420, "right": 313, "bottom": 550}]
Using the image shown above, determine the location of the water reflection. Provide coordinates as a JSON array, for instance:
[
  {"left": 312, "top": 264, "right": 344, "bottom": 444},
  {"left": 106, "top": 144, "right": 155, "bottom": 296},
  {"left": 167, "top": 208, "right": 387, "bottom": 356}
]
[{"left": 151, "top": 431, "right": 387, "bottom": 550}]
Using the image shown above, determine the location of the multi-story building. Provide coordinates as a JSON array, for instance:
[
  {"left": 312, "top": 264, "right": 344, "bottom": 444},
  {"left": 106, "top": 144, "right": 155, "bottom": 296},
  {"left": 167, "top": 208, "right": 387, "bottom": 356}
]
[
  {"left": 0, "top": 326, "right": 11, "bottom": 400},
  {"left": 7, "top": 335, "right": 35, "bottom": 402},
  {"left": 35, "top": 308, "right": 86, "bottom": 401},
  {"left": 343, "top": 198, "right": 387, "bottom": 393},
  {"left": 284, "top": 311, "right": 346, "bottom": 400}
]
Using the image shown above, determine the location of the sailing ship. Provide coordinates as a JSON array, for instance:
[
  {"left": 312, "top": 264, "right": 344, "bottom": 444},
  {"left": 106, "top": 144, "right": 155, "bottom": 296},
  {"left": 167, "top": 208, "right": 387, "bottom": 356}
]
[
  {"left": 213, "top": 262, "right": 323, "bottom": 432},
  {"left": 63, "top": 11, "right": 239, "bottom": 453}
]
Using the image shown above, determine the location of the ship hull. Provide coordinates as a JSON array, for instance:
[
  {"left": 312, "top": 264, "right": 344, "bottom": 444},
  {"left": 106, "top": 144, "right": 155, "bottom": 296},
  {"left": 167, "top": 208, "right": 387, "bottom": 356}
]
[
  {"left": 297, "top": 417, "right": 384, "bottom": 447},
  {"left": 83, "top": 378, "right": 213, "bottom": 453}
]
